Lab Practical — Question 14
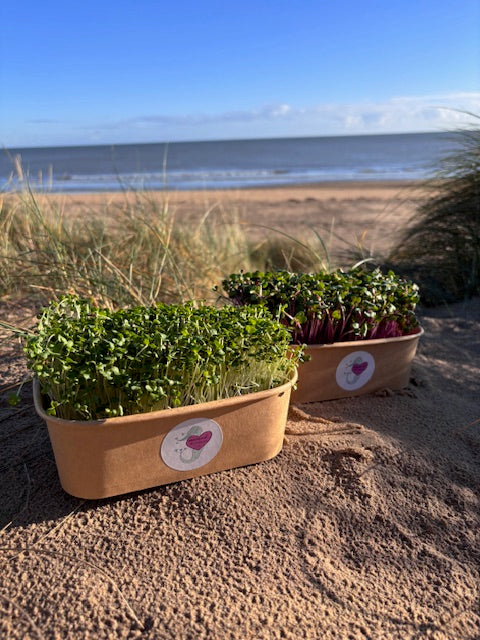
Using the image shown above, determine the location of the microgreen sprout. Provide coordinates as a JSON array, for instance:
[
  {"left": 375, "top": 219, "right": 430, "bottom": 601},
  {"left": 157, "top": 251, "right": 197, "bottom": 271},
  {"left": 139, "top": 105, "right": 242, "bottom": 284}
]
[
  {"left": 25, "top": 295, "right": 301, "bottom": 420},
  {"left": 221, "top": 268, "right": 420, "bottom": 345}
]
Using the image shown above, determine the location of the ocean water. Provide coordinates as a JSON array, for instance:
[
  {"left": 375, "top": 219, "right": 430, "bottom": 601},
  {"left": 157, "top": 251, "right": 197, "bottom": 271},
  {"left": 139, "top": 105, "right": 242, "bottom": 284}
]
[{"left": 0, "top": 132, "right": 463, "bottom": 193}]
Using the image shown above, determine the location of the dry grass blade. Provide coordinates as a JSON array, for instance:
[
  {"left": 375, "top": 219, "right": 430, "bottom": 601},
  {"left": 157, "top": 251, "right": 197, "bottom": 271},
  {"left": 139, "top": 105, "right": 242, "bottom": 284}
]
[
  {"left": 94, "top": 250, "right": 145, "bottom": 305},
  {"left": 0, "top": 592, "right": 44, "bottom": 639},
  {"left": 246, "top": 222, "right": 331, "bottom": 272}
]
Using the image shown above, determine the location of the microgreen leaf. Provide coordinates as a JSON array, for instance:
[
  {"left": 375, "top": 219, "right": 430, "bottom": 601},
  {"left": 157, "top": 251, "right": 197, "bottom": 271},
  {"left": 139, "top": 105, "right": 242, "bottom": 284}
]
[
  {"left": 25, "top": 295, "right": 302, "bottom": 420},
  {"left": 222, "top": 268, "right": 420, "bottom": 345}
]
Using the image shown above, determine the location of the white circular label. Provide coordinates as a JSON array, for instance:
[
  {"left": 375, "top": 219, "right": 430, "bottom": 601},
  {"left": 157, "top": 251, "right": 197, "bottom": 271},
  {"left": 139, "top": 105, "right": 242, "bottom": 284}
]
[
  {"left": 160, "top": 417, "right": 223, "bottom": 471},
  {"left": 335, "top": 350, "right": 375, "bottom": 391}
]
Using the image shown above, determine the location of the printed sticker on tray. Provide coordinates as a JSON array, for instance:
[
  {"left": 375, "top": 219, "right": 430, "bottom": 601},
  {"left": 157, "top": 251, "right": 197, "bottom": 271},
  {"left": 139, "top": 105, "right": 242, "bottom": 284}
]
[
  {"left": 160, "top": 418, "right": 223, "bottom": 471},
  {"left": 335, "top": 351, "right": 375, "bottom": 391}
]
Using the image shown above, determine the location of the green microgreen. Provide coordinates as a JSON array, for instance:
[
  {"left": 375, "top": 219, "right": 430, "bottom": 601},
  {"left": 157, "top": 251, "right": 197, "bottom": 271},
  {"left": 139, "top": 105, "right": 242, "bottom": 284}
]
[
  {"left": 221, "top": 268, "right": 420, "bottom": 345},
  {"left": 25, "top": 295, "right": 301, "bottom": 421}
]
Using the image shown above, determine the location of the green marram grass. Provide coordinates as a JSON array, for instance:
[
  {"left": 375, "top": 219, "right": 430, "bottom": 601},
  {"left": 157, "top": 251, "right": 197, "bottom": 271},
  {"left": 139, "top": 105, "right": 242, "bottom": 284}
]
[
  {"left": 389, "top": 123, "right": 480, "bottom": 304},
  {"left": 25, "top": 295, "right": 301, "bottom": 421}
]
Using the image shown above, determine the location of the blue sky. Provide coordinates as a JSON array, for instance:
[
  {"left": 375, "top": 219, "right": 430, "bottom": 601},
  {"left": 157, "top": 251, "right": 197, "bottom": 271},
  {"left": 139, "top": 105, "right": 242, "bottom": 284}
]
[{"left": 1, "top": 0, "right": 479, "bottom": 148}]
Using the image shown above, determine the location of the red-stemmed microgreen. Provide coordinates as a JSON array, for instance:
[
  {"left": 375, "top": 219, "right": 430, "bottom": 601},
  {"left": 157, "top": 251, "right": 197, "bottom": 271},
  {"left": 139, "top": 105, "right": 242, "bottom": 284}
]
[{"left": 220, "top": 268, "right": 420, "bottom": 345}]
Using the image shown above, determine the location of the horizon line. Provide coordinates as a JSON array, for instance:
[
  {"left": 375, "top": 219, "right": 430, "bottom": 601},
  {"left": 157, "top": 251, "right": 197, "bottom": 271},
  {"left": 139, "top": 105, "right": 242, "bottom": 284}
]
[{"left": 2, "top": 128, "right": 469, "bottom": 152}]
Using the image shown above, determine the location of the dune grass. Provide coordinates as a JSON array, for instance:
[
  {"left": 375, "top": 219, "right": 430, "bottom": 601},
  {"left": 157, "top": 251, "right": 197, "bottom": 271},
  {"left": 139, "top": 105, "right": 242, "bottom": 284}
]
[
  {"left": 389, "top": 123, "right": 480, "bottom": 305},
  {"left": 0, "top": 189, "right": 242, "bottom": 308},
  {"left": 0, "top": 188, "right": 331, "bottom": 310}
]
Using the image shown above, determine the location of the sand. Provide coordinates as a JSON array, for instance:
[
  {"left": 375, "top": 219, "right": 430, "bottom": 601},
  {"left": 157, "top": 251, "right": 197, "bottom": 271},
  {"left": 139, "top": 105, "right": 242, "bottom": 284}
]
[
  {"left": 9, "top": 180, "right": 425, "bottom": 264},
  {"left": 0, "top": 183, "right": 479, "bottom": 639}
]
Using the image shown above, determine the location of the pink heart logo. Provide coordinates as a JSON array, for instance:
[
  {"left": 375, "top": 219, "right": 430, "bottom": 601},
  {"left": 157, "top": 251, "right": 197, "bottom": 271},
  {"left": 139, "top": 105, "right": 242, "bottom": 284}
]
[
  {"left": 352, "top": 361, "right": 368, "bottom": 376},
  {"left": 186, "top": 431, "right": 212, "bottom": 451}
]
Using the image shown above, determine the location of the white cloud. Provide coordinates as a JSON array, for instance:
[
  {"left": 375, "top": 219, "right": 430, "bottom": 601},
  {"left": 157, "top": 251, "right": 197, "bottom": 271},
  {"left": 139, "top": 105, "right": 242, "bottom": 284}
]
[
  {"left": 4, "top": 92, "right": 480, "bottom": 147},
  {"left": 107, "top": 92, "right": 480, "bottom": 140},
  {"left": 302, "top": 93, "right": 480, "bottom": 134}
]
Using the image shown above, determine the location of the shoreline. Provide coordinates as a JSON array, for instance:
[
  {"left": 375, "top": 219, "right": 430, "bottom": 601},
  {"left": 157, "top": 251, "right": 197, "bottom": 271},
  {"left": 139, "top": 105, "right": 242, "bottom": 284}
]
[
  {"left": 4, "top": 178, "right": 424, "bottom": 195},
  {"left": 5, "top": 179, "right": 425, "bottom": 212}
]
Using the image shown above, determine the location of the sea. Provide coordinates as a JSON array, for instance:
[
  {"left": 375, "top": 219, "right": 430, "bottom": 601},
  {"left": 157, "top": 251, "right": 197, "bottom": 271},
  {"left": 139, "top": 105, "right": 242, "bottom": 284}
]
[{"left": 0, "top": 132, "right": 463, "bottom": 193}]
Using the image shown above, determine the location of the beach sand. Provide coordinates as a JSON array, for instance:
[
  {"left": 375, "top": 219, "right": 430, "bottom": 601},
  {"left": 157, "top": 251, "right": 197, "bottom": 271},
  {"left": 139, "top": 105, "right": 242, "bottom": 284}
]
[
  {"left": 13, "top": 180, "right": 424, "bottom": 264},
  {"left": 1, "top": 183, "right": 479, "bottom": 639}
]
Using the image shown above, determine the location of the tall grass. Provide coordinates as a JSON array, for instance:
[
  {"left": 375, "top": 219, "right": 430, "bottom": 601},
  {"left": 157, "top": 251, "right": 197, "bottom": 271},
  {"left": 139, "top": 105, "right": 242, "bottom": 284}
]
[
  {"left": 0, "top": 187, "right": 331, "bottom": 309},
  {"left": 389, "top": 123, "right": 480, "bottom": 305},
  {"left": 246, "top": 224, "right": 332, "bottom": 273}
]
